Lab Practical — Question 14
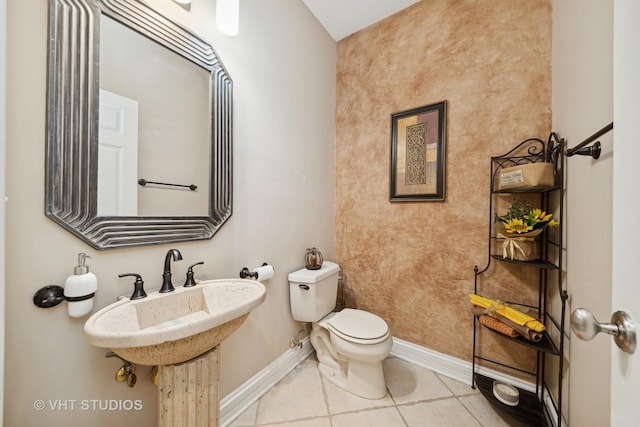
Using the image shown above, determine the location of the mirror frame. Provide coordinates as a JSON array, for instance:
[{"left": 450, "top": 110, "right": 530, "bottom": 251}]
[{"left": 45, "top": 0, "right": 232, "bottom": 250}]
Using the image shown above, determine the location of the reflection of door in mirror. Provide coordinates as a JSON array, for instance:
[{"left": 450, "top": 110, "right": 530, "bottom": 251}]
[
  {"left": 98, "top": 89, "right": 139, "bottom": 216},
  {"left": 99, "top": 15, "right": 210, "bottom": 217}
]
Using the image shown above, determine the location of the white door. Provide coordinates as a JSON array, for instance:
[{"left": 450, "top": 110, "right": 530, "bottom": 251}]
[
  {"left": 610, "top": 0, "right": 640, "bottom": 424},
  {"left": 97, "top": 89, "right": 139, "bottom": 216},
  {"left": 0, "top": 0, "right": 6, "bottom": 421}
]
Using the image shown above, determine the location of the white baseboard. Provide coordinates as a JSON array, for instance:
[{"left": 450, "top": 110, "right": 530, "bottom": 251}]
[
  {"left": 220, "top": 339, "right": 314, "bottom": 426},
  {"left": 221, "top": 336, "right": 558, "bottom": 427},
  {"left": 389, "top": 337, "right": 536, "bottom": 392},
  {"left": 389, "top": 337, "right": 475, "bottom": 387}
]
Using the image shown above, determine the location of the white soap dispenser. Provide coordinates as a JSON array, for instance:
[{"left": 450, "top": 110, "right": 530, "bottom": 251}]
[{"left": 64, "top": 253, "right": 98, "bottom": 318}]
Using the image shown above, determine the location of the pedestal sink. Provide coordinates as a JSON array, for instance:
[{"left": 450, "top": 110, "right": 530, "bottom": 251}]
[{"left": 84, "top": 278, "right": 266, "bottom": 426}]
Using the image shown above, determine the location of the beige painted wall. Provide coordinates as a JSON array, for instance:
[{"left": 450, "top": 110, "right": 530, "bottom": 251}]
[
  {"left": 4, "top": 0, "right": 336, "bottom": 425},
  {"left": 335, "top": 0, "right": 551, "bottom": 368},
  {"left": 553, "top": 0, "right": 613, "bottom": 425}
]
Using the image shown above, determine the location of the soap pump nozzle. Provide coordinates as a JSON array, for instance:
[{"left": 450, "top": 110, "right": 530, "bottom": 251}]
[{"left": 74, "top": 253, "right": 91, "bottom": 274}]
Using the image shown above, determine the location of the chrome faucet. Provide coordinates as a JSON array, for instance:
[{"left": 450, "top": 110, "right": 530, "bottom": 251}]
[{"left": 160, "top": 249, "right": 183, "bottom": 293}]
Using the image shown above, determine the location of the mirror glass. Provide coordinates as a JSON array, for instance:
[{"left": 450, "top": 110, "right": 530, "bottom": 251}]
[
  {"left": 46, "top": 0, "right": 232, "bottom": 249},
  {"left": 98, "top": 16, "right": 210, "bottom": 217}
]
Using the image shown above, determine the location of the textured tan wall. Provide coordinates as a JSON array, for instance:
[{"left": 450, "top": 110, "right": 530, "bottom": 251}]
[{"left": 335, "top": 0, "right": 551, "bottom": 363}]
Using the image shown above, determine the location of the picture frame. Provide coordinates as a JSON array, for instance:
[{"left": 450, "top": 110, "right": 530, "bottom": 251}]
[{"left": 390, "top": 100, "right": 446, "bottom": 202}]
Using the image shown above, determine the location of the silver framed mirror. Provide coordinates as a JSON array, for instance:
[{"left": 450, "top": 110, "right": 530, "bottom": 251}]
[{"left": 45, "top": 0, "right": 232, "bottom": 249}]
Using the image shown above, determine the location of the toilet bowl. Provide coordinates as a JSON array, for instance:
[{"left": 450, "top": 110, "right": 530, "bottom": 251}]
[
  {"left": 312, "top": 309, "right": 392, "bottom": 399},
  {"left": 289, "top": 262, "right": 393, "bottom": 399}
]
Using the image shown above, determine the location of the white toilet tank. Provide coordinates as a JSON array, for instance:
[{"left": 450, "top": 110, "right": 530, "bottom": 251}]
[{"left": 289, "top": 261, "right": 340, "bottom": 322}]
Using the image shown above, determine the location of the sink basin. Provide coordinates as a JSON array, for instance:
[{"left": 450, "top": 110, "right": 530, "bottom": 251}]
[{"left": 84, "top": 279, "right": 266, "bottom": 366}]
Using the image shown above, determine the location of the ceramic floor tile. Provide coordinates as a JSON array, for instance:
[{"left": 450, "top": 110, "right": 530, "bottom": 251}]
[
  {"left": 331, "top": 407, "right": 407, "bottom": 427},
  {"left": 458, "top": 394, "right": 527, "bottom": 427},
  {"left": 228, "top": 401, "right": 258, "bottom": 426},
  {"left": 296, "top": 353, "right": 319, "bottom": 369},
  {"left": 437, "top": 373, "right": 478, "bottom": 396},
  {"left": 260, "top": 418, "right": 332, "bottom": 427},
  {"left": 384, "top": 358, "right": 453, "bottom": 405},
  {"left": 227, "top": 355, "right": 530, "bottom": 427},
  {"left": 398, "top": 398, "right": 482, "bottom": 427},
  {"left": 321, "top": 372, "right": 395, "bottom": 414},
  {"left": 255, "top": 365, "right": 328, "bottom": 425}
]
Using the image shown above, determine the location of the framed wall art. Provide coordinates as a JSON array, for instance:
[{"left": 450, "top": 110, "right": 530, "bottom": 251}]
[{"left": 390, "top": 100, "right": 446, "bottom": 202}]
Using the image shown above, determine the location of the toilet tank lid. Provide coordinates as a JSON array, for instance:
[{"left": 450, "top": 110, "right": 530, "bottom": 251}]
[{"left": 288, "top": 261, "right": 340, "bottom": 283}]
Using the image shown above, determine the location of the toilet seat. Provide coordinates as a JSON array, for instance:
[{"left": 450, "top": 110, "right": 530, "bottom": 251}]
[{"left": 326, "top": 309, "right": 390, "bottom": 345}]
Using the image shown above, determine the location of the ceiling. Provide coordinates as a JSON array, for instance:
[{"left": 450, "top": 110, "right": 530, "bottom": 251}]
[{"left": 302, "top": 0, "right": 421, "bottom": 41}]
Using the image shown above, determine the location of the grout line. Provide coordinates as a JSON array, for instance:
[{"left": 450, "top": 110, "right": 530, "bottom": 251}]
[
  {"left": 317, "top": 363, "right": 334, "bottom": 427},
  {"left": 456, "top": 395, "right": 486, "bottom": 427},
  {"left": 433, "top": 369, "right": 457, "bottom": 397},
  {"left": 391, "top": 397, "right": 411, "bottom": 427}
]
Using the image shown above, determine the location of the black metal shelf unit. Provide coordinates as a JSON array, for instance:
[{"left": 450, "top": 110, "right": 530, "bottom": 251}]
[{"left": 472, "top": 134, "right": 568, "bottom": 427}]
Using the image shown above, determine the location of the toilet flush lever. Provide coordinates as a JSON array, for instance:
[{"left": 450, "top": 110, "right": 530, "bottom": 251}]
[
  {"left": 299, "top": 284, "right": 309, "bottom": 290},
  {"left": 570, "top": 308, "right": 636, "bottom": 354}
]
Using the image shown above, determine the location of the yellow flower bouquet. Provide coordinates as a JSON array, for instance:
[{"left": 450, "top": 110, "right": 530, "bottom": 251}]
[{"left": 495, "top": 200, "right": 558, "bottom": 260}]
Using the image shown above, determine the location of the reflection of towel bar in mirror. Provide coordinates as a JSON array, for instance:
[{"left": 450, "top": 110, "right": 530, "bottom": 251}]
[{"left": 138, "top": 179, "right": 197, "bottom": 191}]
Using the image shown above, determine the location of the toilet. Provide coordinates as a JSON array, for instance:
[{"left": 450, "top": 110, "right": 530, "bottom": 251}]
[{"left": 288, "top": 261, "right": 393, "bottom": 399}]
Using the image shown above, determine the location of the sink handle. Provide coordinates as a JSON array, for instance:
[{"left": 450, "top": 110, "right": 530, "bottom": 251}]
[
  {"left": 106, "top": 352, "right": 137, "bottom": 387},
  {"left": 118, "top": 273, "right": 147, "bottom": 300},
  {"left": 184, "top": 262, "right": 204, "bottom": 287}
]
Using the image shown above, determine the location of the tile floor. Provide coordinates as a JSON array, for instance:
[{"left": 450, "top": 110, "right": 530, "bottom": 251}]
[{"left": 228, "top": 355, "right": 526, "bottom": 427}]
